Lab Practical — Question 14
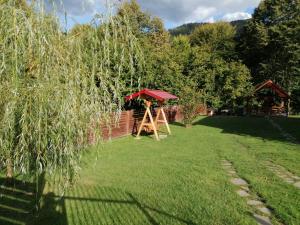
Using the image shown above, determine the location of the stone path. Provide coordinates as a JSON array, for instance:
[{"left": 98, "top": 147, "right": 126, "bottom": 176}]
[
  {"left": 265, "top": 161, "right": 300, "bottom": 189},
  {"left": 221, "top": 160, "right": 275, "bottom": 225},
  {"left": 267, "top": 117, "right": 298, "bottom": 143}
]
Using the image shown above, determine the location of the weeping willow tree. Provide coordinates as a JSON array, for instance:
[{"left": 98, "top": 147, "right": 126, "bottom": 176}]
[{"left": 0, "top": 0, "right": 144, "bottom": 186}]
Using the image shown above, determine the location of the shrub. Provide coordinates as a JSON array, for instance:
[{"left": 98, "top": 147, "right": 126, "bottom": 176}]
[{"left": 179, "top": 85, "right": 203, "bottom": 126}]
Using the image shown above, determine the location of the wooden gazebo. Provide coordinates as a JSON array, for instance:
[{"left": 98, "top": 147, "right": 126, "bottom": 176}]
[
  {"left": 125, "top": 89, "right": 178, "bottom": 141},
  {"left": 248, "top": 80, "right": 290, "bottom": 116}
]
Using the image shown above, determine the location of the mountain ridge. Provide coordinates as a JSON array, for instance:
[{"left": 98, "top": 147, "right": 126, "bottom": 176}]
[{"left": 169, "top": 19, "right": 250, "bottom": 36}]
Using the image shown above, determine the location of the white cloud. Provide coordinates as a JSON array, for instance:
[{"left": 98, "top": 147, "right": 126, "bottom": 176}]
[
  {"left": 47, "top": 0, "right": 260, "bottom": 24},
  {"left": 221, "top": 12, "right": 252, "bottom": 22},
  {"left": 135, "top": 0, "right": 260, "bottom": 23},
  {"left": 204, "top": 17, "right": 215, "bottom": 23},
  {"left": 184, "top": 6, "right": 216, "bottom": 23},
  {"left": 46, "top": 0, "right": 97, "bottom": 15}
]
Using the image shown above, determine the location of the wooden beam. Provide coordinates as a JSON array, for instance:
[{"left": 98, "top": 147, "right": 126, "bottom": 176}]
[
  {"left": 136, "top": 101, "right": 160, "bottom": 141},
  {"left": 147, "top": 107, "right": 159, "bottom": 141},
  {"left": 136, "top": 105, "right": 149, "bottom": 139},
  {"left": 160, "top": 108, "right": 171, "bottom": 135}
]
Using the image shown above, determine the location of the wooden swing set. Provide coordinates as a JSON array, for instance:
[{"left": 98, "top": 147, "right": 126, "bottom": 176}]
[{"left": 125, "top": 89, "right": 178, "bottom": 141}]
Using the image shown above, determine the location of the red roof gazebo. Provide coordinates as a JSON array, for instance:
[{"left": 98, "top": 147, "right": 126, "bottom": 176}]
[
  {"left": 255, "top": 80, "right": 290, "bottom": 99},
  {"left": 250, "top": 80, "right": 290, "bottom": 116},
  {"left": 125, "top": 89, "right": 178, "bottom": 102},
  {"left": 125, "top": 89, "right": 178, "bottom": 141}
]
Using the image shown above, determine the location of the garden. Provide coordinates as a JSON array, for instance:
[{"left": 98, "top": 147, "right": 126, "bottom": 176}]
[
  {"left": 0, "top": 1, "right": 299, "bottom": 225},
  {"left": 1, "top": 116, "right": 300, "bottom": 225}
]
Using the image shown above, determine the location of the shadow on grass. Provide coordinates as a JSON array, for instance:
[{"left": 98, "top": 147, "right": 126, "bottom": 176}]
[
  {"left": 1, "top": 178, "right": 197, "bottom": 225},
  {"left": 194, "top": 116, "right": 300, "bottom": 145},
  {"left": 0, "top": 175, "right": 67, "bottom": 225},
  {"left": 60, "top": 185, "right": 198, "bottom": 225},
  {"left": 171, "top": 122, "right": 186, "bottom": 127}
]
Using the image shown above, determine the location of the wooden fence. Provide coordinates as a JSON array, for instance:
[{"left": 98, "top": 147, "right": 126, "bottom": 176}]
[{"left": 95, "top": 105, "right": 207, "bottom": 141}]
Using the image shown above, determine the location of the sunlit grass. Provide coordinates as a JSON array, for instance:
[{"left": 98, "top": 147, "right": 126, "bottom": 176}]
[{"left": 1, "top": 116, "right": 300, "bottom": 225}]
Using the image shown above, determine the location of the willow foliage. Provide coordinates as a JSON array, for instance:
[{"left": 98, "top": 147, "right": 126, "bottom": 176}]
[{"left": 0, "top": 0, "right": 144, "bottom": 185}]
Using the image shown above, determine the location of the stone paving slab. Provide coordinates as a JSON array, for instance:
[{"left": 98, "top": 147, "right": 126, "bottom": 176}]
[
  {"left": 221, "top": 161, "right": 284, "bottom": 225},
  {"left": 247, "top": 200, "right": 264, "bottom": 206},
  {"left": 294, "top": 182, "right": 300, "bottom": 188},
  {"left": 222, "top": 165, "right": 233, "bottom": 169},
  {"left": 236, "top": 190, "right": 250, "bottom": 197},
  {"left": 257, "top": 207, "right": 272, "bottom": 216},
  {"left": 230, "top": 178, "right": 248, "bottom": 186},
  {"left": 228, "top": 171, "right": 237, "bottom": 176},
  {"left": 266, "top": 161, "right": 300, "bottom": 189},
  {"left": 221, "top": 160, "right": 280, "bottom": 225},
  {"left": 284, "top": 178, "right": 294, "bottom": 184},
  {"left": 253, "top": 214, "right": 273, "bottom": 225},
  {"left": 241, "top": 186, "right": 250, "bottom": 191},
  {"left": 221, "top": 162, "right": 232, "bottom": 165}
]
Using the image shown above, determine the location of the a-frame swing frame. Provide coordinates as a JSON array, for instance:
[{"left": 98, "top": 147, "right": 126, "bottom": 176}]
[{"left": 136, "top": 100, "right": 171, "bottom": 141}]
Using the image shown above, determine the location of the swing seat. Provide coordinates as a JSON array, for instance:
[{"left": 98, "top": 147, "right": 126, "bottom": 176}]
[{"left": 143, "top": 123, "right": 154, "bottom": 132}]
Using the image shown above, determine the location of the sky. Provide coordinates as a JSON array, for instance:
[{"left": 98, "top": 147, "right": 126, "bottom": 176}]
[{"left": 47, "top": 0, "right": 261, "bottom": 30}]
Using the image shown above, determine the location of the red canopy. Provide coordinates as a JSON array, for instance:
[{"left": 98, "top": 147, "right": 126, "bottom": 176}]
[
  {"left": 125, "top": 89, "right": 178, "bottom": 102},
  {"left": 255, "top": 80, "right": 290, "bottom": 99}
]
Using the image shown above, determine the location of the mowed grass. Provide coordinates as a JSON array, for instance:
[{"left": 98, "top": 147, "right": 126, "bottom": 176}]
[
  {"left": 272, "top": 116, "right": 300, "bottom": 142},
  {"left": 1, "top": 116, "right": 300, "bottom": 225}
]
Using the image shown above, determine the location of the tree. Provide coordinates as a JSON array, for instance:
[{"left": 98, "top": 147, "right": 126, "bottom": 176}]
[
  {"left": 238, "top": 0, "right": 300, "bottom": 111},
  {"left": 116, "top": 0, "right": 184, "bottom": 96},
  {"left": 179, "top": 83, "right": 203, "bottom": 126},
  {"left": 0, "top": 1, "right": 144, "bottom": 183},
  {"left": 172, "top": 35, "right": 192, "bottom": 77},
  {"left": 188, "top": 46, "right": 252, "bottom": 109},
  {"left": 189, "top": 22, "right": 252, "bottom": 110},
  {"left": 190, "top": 22, "right": 237, "bottom": 60}
]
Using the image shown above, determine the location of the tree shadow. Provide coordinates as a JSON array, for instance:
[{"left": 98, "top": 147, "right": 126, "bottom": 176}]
[
  {"left": 59, "top": 186, "right": 198, "bottom": 225},
  {"left": 194, "top": 116, "right": 300, "bottom": 145},
  {"left": 0, "top": 175, "right": 67, "bottom": 225},
  {"left": 0, "top": 177, "right": 36, "bottom": 225},
  {"left": 34, "top": 192, "right": 67, "bottom": 225},
  {"left": 171, "top": 122, "right": 186, "bottom": 127},
  {"left": 1, "top": 178, "right": 197, "bottom": 225}
]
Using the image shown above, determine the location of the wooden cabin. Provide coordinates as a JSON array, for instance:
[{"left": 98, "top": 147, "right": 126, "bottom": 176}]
[{"left": 247, "top": 80, "right": 290, "bottom": 116}]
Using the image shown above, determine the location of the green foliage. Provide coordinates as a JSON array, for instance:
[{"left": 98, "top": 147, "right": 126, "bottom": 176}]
[
  {"left": 117, "top": 0, "right": 184, "bottom": 96},
  {"left": 189, "top": 47, "right": 252, "bottom": 108},
  {"left": 239, "top": 0, "right": 300, "bottom": 96},
  {"left": 190, "top": 22, "right": 237, "bottom": 59},
  {"left": 172, "top": 35, "right": 192, "bottom": 77},
  {"left": 0, "top": 0, "right": 144, "bottom": 183},
  {"left": 179, "top": 83, "right": 203, "bottom": 125},
  {"left": 188, "top": 23, "right": 252, "bottom": 109},
  {"left": 115, "top": 2, "right": 253, "bottom": 111}
]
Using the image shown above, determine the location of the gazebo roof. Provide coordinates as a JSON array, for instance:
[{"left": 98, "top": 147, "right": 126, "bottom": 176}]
[
  {"left": 125, "top": 89, "right": 178, "bottom": 102},
  {"left": 255, "top": 80, "right": 290, "bottom": 99}
]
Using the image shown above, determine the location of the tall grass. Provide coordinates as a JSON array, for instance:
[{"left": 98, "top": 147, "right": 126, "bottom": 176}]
[{"left": 0, "top": 0, "right": 144, "bottom": 186}]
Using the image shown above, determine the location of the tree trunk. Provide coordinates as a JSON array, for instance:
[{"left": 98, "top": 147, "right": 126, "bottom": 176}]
[
  {"left": 287, "top": 90, "right": 291, "bottom": 117},
  {"left": 287, "top": 98, "right": 291, "bottom": 117},
  {"left": 6, "top": 158, "right": 13, "bottom": 179}
]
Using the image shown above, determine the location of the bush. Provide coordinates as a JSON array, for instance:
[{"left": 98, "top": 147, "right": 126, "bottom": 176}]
[{"left": 179, "top": 85, "right": 203, "bottom": 126}]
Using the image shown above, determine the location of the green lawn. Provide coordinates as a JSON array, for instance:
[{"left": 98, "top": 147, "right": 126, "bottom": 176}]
[
  {"left": 1, "top": 116, "right": 300, "bottom": 225},
  {"left": 272, "top": 116, "right": 300, "bottom": 142}
]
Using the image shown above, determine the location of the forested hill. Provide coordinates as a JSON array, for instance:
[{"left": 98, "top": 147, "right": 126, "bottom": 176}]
[{"left": 169, "top": 19, "right": 249, "bottom": 36}]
